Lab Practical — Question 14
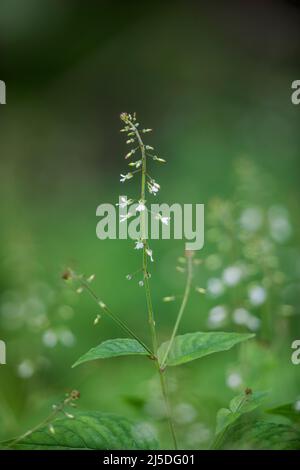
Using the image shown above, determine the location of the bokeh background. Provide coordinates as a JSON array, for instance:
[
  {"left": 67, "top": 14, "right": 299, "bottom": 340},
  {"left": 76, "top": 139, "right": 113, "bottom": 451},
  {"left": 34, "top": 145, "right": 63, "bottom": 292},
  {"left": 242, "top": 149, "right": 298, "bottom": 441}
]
[{"left": 0, "top": 0, "right": 300, "bottom": 449}]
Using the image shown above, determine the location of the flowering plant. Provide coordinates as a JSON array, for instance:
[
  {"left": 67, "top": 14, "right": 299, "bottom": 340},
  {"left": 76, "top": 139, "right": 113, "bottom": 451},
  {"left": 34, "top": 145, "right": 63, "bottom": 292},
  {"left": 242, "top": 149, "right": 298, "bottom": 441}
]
[{"left": 5, "top": 114, "right": 300, "bottom": 451}]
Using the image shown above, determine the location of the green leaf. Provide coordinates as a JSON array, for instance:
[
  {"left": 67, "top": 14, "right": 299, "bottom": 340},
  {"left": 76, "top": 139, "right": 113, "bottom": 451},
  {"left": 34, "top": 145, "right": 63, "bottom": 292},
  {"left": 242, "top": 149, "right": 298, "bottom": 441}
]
[
  {"left": 72, "top": 338, "right": 149, "bottom": 368},
  {"left": 4, "top": 411, "right": 158, "bottom": 450},
  {"left": 158, "top": 331, "right": 254, "bottom": 367},
  {"left": 266, "top": 403, "right": 300, "bottom": 423},
  {"left": 216, "top": 390, "right": 268, "bottom": 435},
  {"left": 217, "top": 420, "right": 300, "bottom": 450}
]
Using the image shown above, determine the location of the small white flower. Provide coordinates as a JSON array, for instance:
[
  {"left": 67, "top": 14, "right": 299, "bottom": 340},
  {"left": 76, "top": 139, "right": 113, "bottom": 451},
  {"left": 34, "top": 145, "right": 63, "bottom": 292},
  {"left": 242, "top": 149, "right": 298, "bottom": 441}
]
[
  {"left": 146, "top": 248, "right": 154, "bottom": 262},
  {"left": 240, "top": 207, "right": 263, "bottom": 232},
  {"left": 148, "top": 180, "right": 160, "bottom": 195},
  {"left": 125, "top": 149, "right": 135, "bottom": 159},
  {"left": 161, "top": 216, "right": 170, "bottom": 225},
  {"left": 116, "top": 196, "right": 132, "bottom": 208},
  {"left": 155, "top": 213, "right": 170, "bottom": 225},
  {"left": 120, "top": 212, "right": 133, "bottom": 223},
  {"left": 294, "top": 400, "right": 300, "bottom": 412},
  {"left": 139, "top": 280, "right": 144, "bottom": 287},
  {"left": 120, "top": 173, "right": 133, "bottom": 183},
  {"left": 135, "top": 240, "right": 144, "bottom": 250},
  {"left": 136, "top": 200, "right": 146, "bottom": 212},
  {"left": 129, "top": 160, "right": 142, "bottom": 168},
  {"left": 149, "top": 185, "right": 158, "bottom": 195}
]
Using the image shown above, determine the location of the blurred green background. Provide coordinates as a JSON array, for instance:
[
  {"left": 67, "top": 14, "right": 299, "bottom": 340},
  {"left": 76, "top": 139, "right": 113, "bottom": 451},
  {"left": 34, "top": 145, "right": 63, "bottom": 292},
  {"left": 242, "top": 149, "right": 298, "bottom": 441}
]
[{"left": 0, "top": 0, "right": 300, "bottom": 449}]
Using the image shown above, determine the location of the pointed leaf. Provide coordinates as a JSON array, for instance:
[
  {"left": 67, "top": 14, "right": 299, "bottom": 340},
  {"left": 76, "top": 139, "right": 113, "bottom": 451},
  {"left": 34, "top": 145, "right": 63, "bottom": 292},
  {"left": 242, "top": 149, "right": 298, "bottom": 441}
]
[
  {"left": 72, "top": 338, "right": 148, "bottom": 368},
  {"left": 218, "top": 420, "right": 300, "bottom": 450},
  {"left": 4, "top": 411, "right": 158, "bottom": 450},
  {"left": 158, "top": 331, "right": 254, "bottom": 367}
]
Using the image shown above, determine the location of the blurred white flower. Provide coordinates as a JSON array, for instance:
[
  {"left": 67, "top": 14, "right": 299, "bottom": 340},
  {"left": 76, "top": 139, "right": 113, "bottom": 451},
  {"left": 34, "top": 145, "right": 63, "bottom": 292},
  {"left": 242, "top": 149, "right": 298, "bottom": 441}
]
[
  {"left": 42, "top": 329, "right": 58, "bottom": 348},
  {"left": 233, "top": 308, "right": 261, "bottom": 331},
  {"left": 248, "top": 285, "right": 266, "bottom": 306},
  {"left": 233, "top": 308, "right": 250, "bottom": 325},
  {"left": 226, "top": 372, "right": 242, "bottom": 390},
  {"left": 17, "top": 360, "right": 35, "bottom": 379},
  {"left": 59, "top": 329, "right": 76, "bottom": 347},
  {"left": 268, "top": 206, "right": 292, "bottom": 243},
  {"left": 186, "top": 423, "right": 211, "bottom": 446},
  {"left": 174, "top": 403, "right": 197, "bottom": 424},
  {"left": 240, "top": 207, "right": 263, "bottom": 232},
  {"left": 207, "top": 278, "right": 225, "bottom": 297},
  {"left": 223, "top": 266, "right": 242, "bottom": 287},
  {"left": 208, "top": 305, "right": 227, "bottom": 328}
]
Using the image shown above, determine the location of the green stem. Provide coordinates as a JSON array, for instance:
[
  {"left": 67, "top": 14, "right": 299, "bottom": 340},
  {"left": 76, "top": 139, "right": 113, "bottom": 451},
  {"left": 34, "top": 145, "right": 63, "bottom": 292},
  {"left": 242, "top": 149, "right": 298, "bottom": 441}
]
[
  {"left": 9, "top": 394, "right": 75, "bottom": 447},
  {"left": 160, "top": 254, "right": 193, "bottom": 369},
  {"left": 80, "top": 279, "right": 154, "bottom": 356},
  {"left": 158, "top": 365, "right": 178, "bottom": 449}
]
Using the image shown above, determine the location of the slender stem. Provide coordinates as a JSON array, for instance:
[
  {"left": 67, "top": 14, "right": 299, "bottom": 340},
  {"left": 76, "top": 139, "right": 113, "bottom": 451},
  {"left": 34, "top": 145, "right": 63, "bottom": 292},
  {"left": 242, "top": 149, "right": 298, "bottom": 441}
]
[
  {"left": 161, "top": 255, "right": 193, "bottom": 369},
  {"left": 127, "top": 117, "right": 178, "bottom": 450},
  {"left": 79, "top": 279, "right": 154, "bottom": 356},
  {"left": 158, "top": 365, "right": 178, "bottom": 448},
  {"left": 9, "top": 394, "right": 77, "bottom": 447}
]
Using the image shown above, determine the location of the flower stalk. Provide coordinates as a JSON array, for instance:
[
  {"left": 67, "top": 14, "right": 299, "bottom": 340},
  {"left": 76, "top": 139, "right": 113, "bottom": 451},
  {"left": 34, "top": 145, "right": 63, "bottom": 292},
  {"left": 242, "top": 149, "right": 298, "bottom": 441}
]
[
  {"left": 121, "top": 113, "right": 178, "bottom": 449},
  {"left": 9, "top": 390, "right": 81, "bottom": 448}
]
